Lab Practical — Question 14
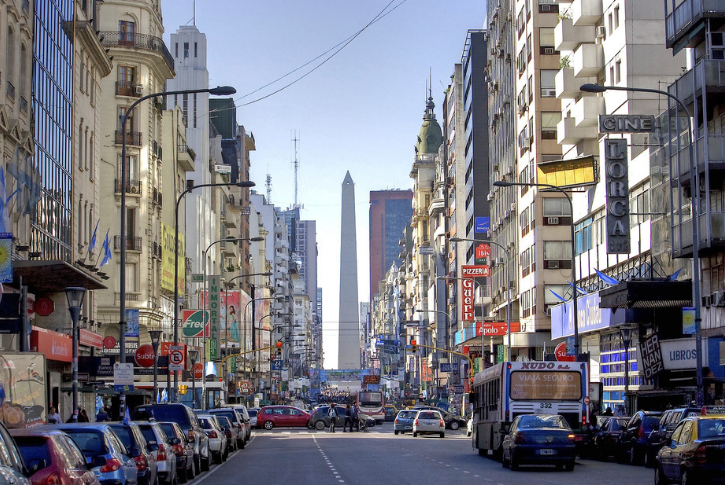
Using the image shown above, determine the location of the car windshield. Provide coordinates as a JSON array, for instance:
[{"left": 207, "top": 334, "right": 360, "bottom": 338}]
[
  {"left": 643, "top": 416, "right": 661, "bottom": 430},
  {"left": 158, "top": 423, "right": 177, "bottom": 439},
  {"left": 610, "top": 418, "right": 628, "bottom": 431},
  {"left": 248, "top": 410, "right": 257, "bottom": 417},
  {"left": 13, "top": 437, "right": 51, "bottom": 469},
  {"left": 63, "top": 431, "right": 107, "bottom": 456},
  {"left": 518, "top": 415, "right": 570, "bottom": 429},
  {"left": 134, "top": 406, "right": 186, "bottom": 423},
  {"left": 418, "top": 412, "right": 440, "bottom": 419},
  {"left": 138, "top": 425, "right": 161, "bottom": 444},
  {"left": 108, "top": 426, "right": 134, "bottom": 449},
  {"left": 198, "top": 418, "right": 212, "bottom": 429},
  {"left": 698, "top": 419, "right": 725, "bottom": 438},
  {"left": 398, "top": 411, "right": 417, "bottom": 418},
  {"left": 210, "top": 411, "right": 236, "bottom": 423}
]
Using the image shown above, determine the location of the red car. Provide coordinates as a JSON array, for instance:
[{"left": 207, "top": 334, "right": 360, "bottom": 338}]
[
  {"left": 256, "top": 406, "right": 311, "bottom": 430},
  {"left": 10, "top": 428, "right": 101, "bottom": 485}
]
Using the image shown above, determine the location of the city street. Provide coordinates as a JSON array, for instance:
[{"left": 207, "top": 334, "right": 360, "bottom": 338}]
[{"left": 191, "top": 424, "right": 654, "bottom": 485}]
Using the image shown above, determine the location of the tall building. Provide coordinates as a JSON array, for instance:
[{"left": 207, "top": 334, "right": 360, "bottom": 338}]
[
  {"left": 369, "top": 189, "right": 413, "bottom": 302},
  {"left": 297, "top": 220, "right": 318, "bottom": 319},
  {"left": 338, "top": 171, "right": 360, "bottom": 369}
]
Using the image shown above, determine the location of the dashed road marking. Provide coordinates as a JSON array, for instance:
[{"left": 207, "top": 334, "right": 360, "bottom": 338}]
[{"left": 313, "top": 434, "right": 345, "bottom": 483}]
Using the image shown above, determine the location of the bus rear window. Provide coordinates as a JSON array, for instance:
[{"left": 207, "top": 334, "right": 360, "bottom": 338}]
[
  {"left": 509, "top": 371, "right": 582, "bottom": 400},
  {"left": 358, "top": 392, "right": 382, "bottom": 405}
]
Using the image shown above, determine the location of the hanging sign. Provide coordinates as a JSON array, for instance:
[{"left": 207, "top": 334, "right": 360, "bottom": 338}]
[{"left": 604, "top": 139, "right": 630, "bottom": 254}]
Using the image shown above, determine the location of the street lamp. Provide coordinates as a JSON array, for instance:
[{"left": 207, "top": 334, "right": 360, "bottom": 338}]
[
  {"left": 580, "top": 82, "right": 704, "bottom": 407},
  {"left": 188, "top": 349, "right": 200, "bottom": 409},
  {"left": 118, "top": 85, "right": 237, "bottom": 416},
  {"left": 149, "top": 329, "right": 162, "bottom": 404},
  {"left": 450, "top": 237, "right": 513, "bottom": 359},
  {"left": 493, "top": 180, "right": 581, "bottom": 360},
  {"left": 243, "top": 295, "right": 284, "bottom": 384},
  {"left": 65, "top": 287, "right": 87, "bottom": 418}
]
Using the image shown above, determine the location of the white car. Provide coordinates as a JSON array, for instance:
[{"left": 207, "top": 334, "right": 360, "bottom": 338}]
[
  {"left": 248, "top": 408, "right": 259, "bottom": 428},
  {"left": 412, "top": 410, "right": 445, "bottom": 438},
  {"left": 197, "top": 415, "right": 227, "bottom": 464},
  {"left": 137, "top": 422, "right": 177, "bottom": 485}
]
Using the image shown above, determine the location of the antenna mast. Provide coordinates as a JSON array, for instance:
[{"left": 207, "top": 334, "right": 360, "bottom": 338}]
[
  {"left": 292, "top": 131, "right": 300, "bottom": 209},
  {"left": 266, "top": 174, "right": 272, "bottom": 204}
]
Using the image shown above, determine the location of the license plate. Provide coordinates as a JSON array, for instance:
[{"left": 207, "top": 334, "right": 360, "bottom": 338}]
[{"left": 537, "top": 449, "right": 556, "bottom": 455}]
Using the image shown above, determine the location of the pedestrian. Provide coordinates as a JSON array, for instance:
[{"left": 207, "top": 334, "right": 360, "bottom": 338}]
[
  {"left": 328, "top": 403, "right": 338, "bottom": 433},
  {"left": 602, "top": 406, "right": 613, "bottom": 416},
  {"left": 47, "top": 407, "right": 62, "bottom": 424},
  {"left": 351, "top": 405, "right": 359, "bottom": 432},
  {"left": 66, "top": 408, "right": 79, "bottom": 423},
  {"left": 343, "top": 404, "right": 353, "bottom": 432},
  {"left": 78, "top": 408, "right": 89, "bottom": 422},
  {"left": 96, "top": 406, "right": 108, "bottom": 422}
]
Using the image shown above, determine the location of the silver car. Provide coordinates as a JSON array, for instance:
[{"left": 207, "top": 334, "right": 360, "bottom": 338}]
[
  {"left": 136, "top": 422, "right": 177, "bottom": 485},
  {"left": 232, "top": 406, "right": 252, "bottom": 443},
  {"left": 197, "top": 415, "right": 227, "bottom": 464},
  {"left": 0, "top": 421, "right": 30, "bottom": 485},
  {"left": 412, "top": 410, "right": 445, "bottom": 438}
]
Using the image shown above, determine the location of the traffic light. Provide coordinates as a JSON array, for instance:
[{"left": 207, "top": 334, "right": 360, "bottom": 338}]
[
  {"left": 275, "top": 340, "right": 282, "bottom": 358},
  {"left": 178, "top": 385, "right": 188, "bottom": 395},
  {"left": 410, "top": 339, "right": 418, "bottom": 353}
]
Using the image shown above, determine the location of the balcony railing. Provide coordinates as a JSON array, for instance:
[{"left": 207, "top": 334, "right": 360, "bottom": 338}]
[
  {"left": 99, "top": 31, "right": 175, "bottom": 72},
  {"left": 178, "top": 144, "right": 196, "bottom": 161},
  {"left": 115, "top": 130, "right": 142, "bottom": 146},
  {"left": 113, "top": 235, "right": 142, "bottom": 251},
  {"left": 6, "top": 81, "right": 15, "bottom": 101},
  {"left": 665, "top": 0, "right": 725, "bottom": 48},
  {"left": 116, "top": 81, "right": 142, "bottom": 97},
  {"left": 114, "top": 179, "right": 142, "bottom": 194}
]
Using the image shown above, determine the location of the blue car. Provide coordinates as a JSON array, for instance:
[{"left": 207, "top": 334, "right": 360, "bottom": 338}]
[
  {"left": 394, "top": 410, "right": 418, "bottom": 435},
  {"left": 41, "top": 423, "right": 138, "bottom": 485}
]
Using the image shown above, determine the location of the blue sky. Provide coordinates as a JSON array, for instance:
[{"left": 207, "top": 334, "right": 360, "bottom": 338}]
[{"left": 160, "top": 0, "right": 486, "bottom": 368}]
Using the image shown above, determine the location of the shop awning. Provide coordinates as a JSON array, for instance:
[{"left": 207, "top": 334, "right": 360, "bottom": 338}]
[
  {"left": 599, "top": 280, "right": 692, "bottom": 309},
  {"left": 13, "top": 260, "right": 106, "bottom": 293}
]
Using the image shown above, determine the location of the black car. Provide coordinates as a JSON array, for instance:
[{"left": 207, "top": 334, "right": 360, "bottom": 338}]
[
  {"left": 592, "top": 417, "right": 629, "bottom": 459},
  {"left": 308, "top": 405, "right": 347, "bottom": 430},
  {"left": 617, "top": 410, "right": 662, "bottom": 465},
  {"left": 108, "top": 422, "right": 158, "bottom": 485},
  {"left": 501, "top": 414, "right": 577, "bottom": 471}
]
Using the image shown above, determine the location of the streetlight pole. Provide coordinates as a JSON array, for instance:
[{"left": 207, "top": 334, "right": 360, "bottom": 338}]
[
  {"left": 580, "top": 83, "right": 704, "bottom": 407},
  {"left": 619, "top": 325, "right": 635, "bottom": 416},
  {"left": 119, "top": 86, "right": 237, "bottom": 417},
  {"left": 188, "top": 349, "right": 199, "bottom": 409},
  {"left": 242, "top": 295, "right": 283, "bottom": 385},
  {"left": 450, "top": 237, "right": 513, "bottom": 359},
  {"left": 149, "top": 330, "right": 162, "bottom": 404},
  {"left": 65, "top": 287, "right": 87, "bottom": 419},
  {"left": 171, "top": 182, "right": 255, "bottom": 404},
  {"left": 493, "top": 180, "right": 580, "bottom": 360}
]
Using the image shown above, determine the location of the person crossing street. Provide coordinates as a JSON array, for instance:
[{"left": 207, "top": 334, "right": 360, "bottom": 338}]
[
  {"left": 343, "top": 404, "right": 353, "bottom": 432},
  {"left": 328, "top": 403, "right": 338, "bottom": 433}
]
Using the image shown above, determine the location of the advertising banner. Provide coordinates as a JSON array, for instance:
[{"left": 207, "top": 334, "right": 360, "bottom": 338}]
[
  {"left": 0, "top": 352, "right": 47, "bottom": 428},
  {"left": 161, "top": 223, "right": 185, "bottom": 292},
  {"left": 125, "top": 309, "right": 139, "bottom": 337},
  {"left": 475, "top": 243, "right": 490, "bottom": 264},
  {"left": 462, "top": 278, "right": 474, "bottom": 321},
  {"left": 638, "top": 333, "right": 664, "bottom": 379}
]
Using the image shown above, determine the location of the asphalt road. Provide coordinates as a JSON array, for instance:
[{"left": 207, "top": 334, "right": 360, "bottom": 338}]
[{"left": 188, "top": 423, "right": 655, "bottom": 485}]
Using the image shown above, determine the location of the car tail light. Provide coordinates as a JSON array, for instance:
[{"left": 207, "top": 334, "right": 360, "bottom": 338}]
[
  {"left": 568, "top": 434, "right": 576, "bottom": 440},
  {"left": 134, "top": 454, "right": 149, "bottom": 471},
  {"left": 237, "top": 423, "right": 243, "bottom": 431},
  {"left": 43, "top": 472, "right": 62, "bottom": 485},
  {"left": 514, "top": 432, "right": 526, "bottom": 444},
  {"left": 394, "top": 419, "right": 399, "bottom": 424},
  {"left": 157, "top": 443, "right": 167, "bottom": 461},
  {"left": 208, "top": 430, "right": 218, "bottom": 439},
  {"left": 172, "top": 444, "right": 184, "bottom": 455},
  {"left": 638, "top": 427, "right": 645, "bottom": 439},
  {"left": 696, "top": 444, "right": 707, "bottom": 464},
  {"left": 414, "top": 419, "right": 419, "bottom": 426},
  {"left": 440, "top": 420, "right": 445, "bottom": 427},
  {"left": 101, "top": 458, "right": 123, "bottom": 473},
  {"left": 188, "top": 429, "right": 195, "bottom": 441}
]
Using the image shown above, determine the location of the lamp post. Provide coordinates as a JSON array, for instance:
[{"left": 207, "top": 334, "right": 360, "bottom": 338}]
[
  {"left": 242, "top": 295, "right": 283, "bottom": 384},
  {"left": 450, "top": 237, "right": 513, "bottom": 359},
  {"left": 65, "top": 287, "right": 87, "bottom": 418},
  {"left": 256, "top": 312, "right": 293, "bottom": 395},
  {"left": 149, "top": 329, "right": 162, "bottom": 404},
  {"left": 188, "top": 349, "right": 199, "bottom": 409},
  {"left": 580, "top": 83, "right": 704, "bottom": 407},
  {"left": 493, "top": 180, "right": 580, "bottom": 360},
  {"left": 119, "top": 86, "right": 237, "bottom": 416}
]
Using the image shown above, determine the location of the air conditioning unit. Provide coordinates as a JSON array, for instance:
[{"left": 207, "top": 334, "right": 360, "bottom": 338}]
[
  {"left": 134, "top": 85, "right": 143, "bottom": 95},
  {"left": 487, "top": 192, "right": 495, "bottom": 202},
  {"left": 493, "top": 164, "right": 500, "bottom": 172},
  {"left": 715, "top": 290, "right": 725, "bottom": 307},
  {"left": 520, "top": 137, "right": 530, "bottom": 149},
  {"left": 543, "top": 88, "right": 557, "bottom": 97},
  {"left": 596, "top": 26, "right": 606, "bottom": 38},
  {"left": 703, "top": 295, "right": 713, "bottom": 307},
  {"left": 547, "top": 217, "right": 560, "bottom": 225},
  {"left": 548, "top": 260, "right": 560, "bottom": 269},
  {"left": 544, "top": 307, "right": 552, "bottom": 316},
  {"left": 544, "top": 47, "right": 555, "bottom": 54},
  {"left": 510, "top": 203, "right": 516, "bottom": 212},
  {"left": 541, "top": 4, "right": 551, "bottom": 11}
]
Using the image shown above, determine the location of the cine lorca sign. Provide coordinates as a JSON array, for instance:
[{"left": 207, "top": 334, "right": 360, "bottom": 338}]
[{"left": 604, "top": 139, "right": 630, "bottom": 254}]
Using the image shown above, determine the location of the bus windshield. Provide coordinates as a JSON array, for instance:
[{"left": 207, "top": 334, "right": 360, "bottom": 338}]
[
  {"left": 358, "top": 392, "right": 383, "bottom": 406},
  {"left": 509, "top": 371, "right": 582, "bottom": 400}
]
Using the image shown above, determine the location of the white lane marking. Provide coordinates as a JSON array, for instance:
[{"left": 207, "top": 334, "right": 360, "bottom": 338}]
[{"left": 313, "top": 434, "right": 344, "bottom": 483}]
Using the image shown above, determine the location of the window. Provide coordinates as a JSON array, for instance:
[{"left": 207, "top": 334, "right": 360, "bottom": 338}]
[
  {"left": 78, "top": 120, "right": 84, "bottom": 170},
  {"left": 608, "top": 13, "right": 613, "bottom": 34},
  {"left": 184, "top": 42, "right": 189, "bottom": 58},
  {"left": 118, "top": 107, "right": 134, "bottom": 131},
  {"left": 117, "top": 154, "right": 138, "bottom": 182},
  {"left": 539, "top": 28, "right": 556, "bottom": 54},
  {"left": 544, "top": 284, "right": 568, "bottom": 305},
  {"left": 89, "top": 134, "right": 95, "bottom": 181},
  {"left": 541, "top": 112, "right": 561, "bottom": 139},
  {"left": 614, "top": 5, "right": 620, "bottom": 29},
  {"left": 615, "top": 60, "right": 622, "bottom": 84},
  {"left": 119, "top": 21, "right": 135, "bottom": 45},
  {"left": 540, "top": 70, "right": 557, "bottom": 97},
  {"left": 544, "top": 241, "right": 572, "bottom": 269},
  {"left": 543, "top": 198, "right": 571, "bottom": 217},
  {"left": 175, "top": 42, "right": 178, "bottom": 57},
  {"left": 194, "top": 42, "right": 198, "bottom": 57},
  {"left": 125, "top": 262, "right": 137, "bottom": 292}
]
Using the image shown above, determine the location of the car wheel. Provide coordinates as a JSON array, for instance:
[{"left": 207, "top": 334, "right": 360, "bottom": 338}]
[
  {"left": 315, "top": 420, "right": 325, "bottom": 431},
  {"left": 202, "top": 455, "right": 210, "bottom": 472},
  {"left": 502, "top": 452, "right": 510, "bottom": 468},
  {"left": 556, "top": 463, "right": 564, "bottom": 470},
  {"left": 194, "top": 454, "right": 200, "bottom": 475},
  {"left": 629, "top": 446, "right": 638, "bottom": 465},
  {"left": 413, "top": 431, "right": 418, "bottom": 437},
  {"left": 180, "top": 465, "right": 188, "bottom": 484},
  {"left": 565, "top": 461, "right": 575, "bottom": 471},
  {"left": 510, "top": 452, "right": 519, "bottom": 471},
  {"left": 681, "top": 469, "right": 690, "bottom": 485},
  {"left": 239, "top": 438, "right": 245, "bottom": 450},
  {"left": 450, "top": 421, "right": 460, "bottom": 431},
  {"left": 263, "top": 421, "right": 274, "bottom": 430},
  {"left": 394, "top": 430, "right": 399, "bottom": 435},
  {"left": 654, "top": 466, "right": 668, "bottom": 485},
  {"left": 644, "top": 451, "right": 653, "bottom": 468},
  {"left": 440, "top": 432, "right": 445, "bottom": 438}
]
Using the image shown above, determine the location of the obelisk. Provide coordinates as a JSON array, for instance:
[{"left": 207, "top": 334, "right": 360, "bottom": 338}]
[{"left": 338, "top": 171, "right": 360, "bottom": 369}]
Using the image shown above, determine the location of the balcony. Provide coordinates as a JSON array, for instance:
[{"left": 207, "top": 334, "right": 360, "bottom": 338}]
[
  {"left": 669, "top": 59, "right": 725, "bottom": 109},
  {"left": 113, "top": 235, "right": 142, "bottom": 251},
  {"left": 115, "top": 130, "right": 142, "bottom": 146},
  {"left": 572, "top": 96, "right": 605, "bottom": 127},
  {"left": 221, "top": 243, "right": 238, "bottom": 257},
  {"left": 572, "top": 0, "right": 603, "bottom": 26},
  {"left": 557, "top": 117, "right": 598, "bottom": 145},
  {"left": 223, "top": 211, "right": 238, "bottom": 229},
  {"left": 116, "top": 81, "right": 142, "bottom": 97},
  {"left": 176, "top": 143, "right": 194, "bottom": 171},
  {"left": 573, "top": 43, "right": 603, "bottom": 77},
  {"left": 556, "top": 67, "right": 596, "bottom": 99},
  {"left": 99, "top": 31, "right": 174, "bottom": 73},
  {"left": 555, "top": 18, "right": 596, "bottom": 51},
  {"left": 114, "top": 179, "right": 142, "bottom": 195},
  {"left": 665, "top": 0, "right": 725, "bottom": 49},
  {"left": 674, "top": 211, "right": 725, "bottom": 257}
]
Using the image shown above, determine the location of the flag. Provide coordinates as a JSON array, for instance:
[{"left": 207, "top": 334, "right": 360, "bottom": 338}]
[
  {"left": 667, "top": 268, "right": 682, "bottom": 282},
  {"left": 7, "top": 149, "right": 41, "bottom": 217},
  {"left": 122, "top": 406, "right": 130, "bottom": 425},
  {"left": 156, "top": 389, "right": 161, "bottom": 404},
  {"left": 568, "top": 281, "right": 588, "bottom": 295},
  {"left": 161, "top": 389, "right": 168, "bottom": 403},
  {"left": 0, "top": 168, "right": 10, "bottom": 234},
  {"left": 549, "top": 290, "right": 568, "bottom": 302},
  {"left": 594, "top": 268, "right": 619, "bottom": 286},
  {"left": 100, "top": 230, "right": 111, "bottom": 267},
  {"left": 88, "top": 220, "right": 99, "bottom": 254}
]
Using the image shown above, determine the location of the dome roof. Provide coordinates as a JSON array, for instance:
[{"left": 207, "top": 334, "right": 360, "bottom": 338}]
[{"left": 415, "top": 94, "right": 442, "bottom": 155}]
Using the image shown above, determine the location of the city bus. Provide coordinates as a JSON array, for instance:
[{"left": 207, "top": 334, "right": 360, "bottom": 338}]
[
  {"left": 356, "top": 390, "right": 385, "bottom": 424},
  {"left": 470, "top": 361, "right": 589, "bottom": 458}
]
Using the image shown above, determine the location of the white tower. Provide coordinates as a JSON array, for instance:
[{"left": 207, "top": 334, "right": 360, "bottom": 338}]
[{"left": 338, "top": 171, "right": 361, "bottom": 369}]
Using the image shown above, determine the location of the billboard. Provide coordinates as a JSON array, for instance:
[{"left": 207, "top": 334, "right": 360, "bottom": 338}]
[
  {"left": 161, "top": 223, "right": 185, "bottom": 292},
  {"left": 0, "top": 352, "right": 47, "bottom": 428},
  {"left": 536, "top": 155, "right": 597, "bottom": 189}
]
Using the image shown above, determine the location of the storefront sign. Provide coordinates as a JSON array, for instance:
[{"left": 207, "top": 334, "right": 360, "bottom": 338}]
[
  {"left": 462, "top": 278, "right": 474, "bottom": 321},
  {"left": 638, "top": 333, "right": 664, "bottom": 379},
  {"left": 79, "top": 329, "right": 103, "bottom": 348},
  {"left": 209, "top": 275, "right": 220, "bottom": 360},
  {"left": 462, "top": 265, "right": 490, "bottom": 277},
  {"left": 30, "top": 326, "right": 72, "bottom": 363},
  {"left": 125, "top": 309, "right": 139, "bottom": 338},
  {"left": 482, "top": 321, "right": 521, "bottom": 336},
  {"left": 599, "top": 114, "right": 655, "bottom": 134},
  {"left": 475, "top": 244, "right": 490, "bottom": 264},
  {"left": 550, "top": 292, "right": 624, "bottom": 339},
  {"left": 102, "top": 340, "right": 139, "bottom": 355},
  {"left": 660, "top": 338, "right": 709, "bottom": 370},
  {"left": 604, "top": 139, "right": 631, "bottom": 254}
]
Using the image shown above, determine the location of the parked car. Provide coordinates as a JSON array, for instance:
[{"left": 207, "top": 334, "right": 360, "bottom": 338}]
[
  {"left": 501, "top": 414, "right": 577, "bottom": 471},
  {"left": 133, "top": 403, "right": 210, "bottom": 474},
  {"left": 655, "top": 414, "right": 725, "bottom": 485},
  {"left": 107, "top": 422, "right": 158, "bottom": 485},
  {"left": 256, "top": 406, "right": 311, "bottom": 430},
  {"left": 412, "top": 410, "right": 445, "bottom": 438},
  {"left": 214, "top": 416, "right": 236, "bottom": 454},
  {"left": 197, "top": 415, "right": 227, "bottom": 464},
  {"left": 411, "top": 406, "right": 467, "bottom": 430},
  {"left": 157, "top": 422, "right": 194, "bottom": 483},
  {"left": 247, "top": 409, "right": 259, "bottom": 428},
  {"left": 231, "top": 406, "right": 252, "bottom": 443},
  {"left": 394, "top": 410, "right": 418, "bottom": 435},
  {"left": 0, "top": 421, "right": 30, "bottom": 485},
  {"left": 135, "top": 422, "right": 176, "bottom": 485},
  {"left": 384, "top": 405, "right": 397, "bottom": 422},
  {"left": 308, "top": 405, "right": 345, "bottom": 431},
  {"left": 592, "top": 417, "right": 630, "bottom": 459},
  {"left": 41, "top": 423, "right": 138, "bottom": 485},
  {"left": 10, "top": 428, "right": 98, "bottom": 485},
  {"left": 207, "top": 408, "right": 245, "bottom": 449},
  {"left": 617, "top": 410, "right": 663, "bottom": 465}
]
